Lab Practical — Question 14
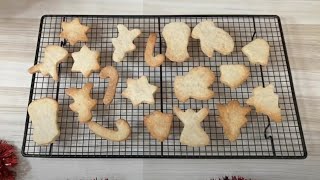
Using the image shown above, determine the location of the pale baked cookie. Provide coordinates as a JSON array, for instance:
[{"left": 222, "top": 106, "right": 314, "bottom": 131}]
[
  {"left": 71, "top": 45, "right": 100, "bottom": 77},
  {"left": 112, "top": 24, "right": 141, "bottom": 62},
  {"left": 219, "top": 64, "right": 250, "bottom": 89},
  {"left": 173, "top": 106, "right": 210, "bottom": 147},
  {"left": 27, "top": 98, "right": 60, "bottom": 145},
  {"left": 174, "top": 66, "right": 215, "bottom": 102},
  {"left": 192, "top": 20, "right": 234, "bottom": 57},
  {"left": 242, "top": 38, "right": 270, "bottom": 66},
  {"left": 100, "top": 66, "right": 119, "bottom": 105},
  {"left": 144, "top": 33, "right": 165, "bottom": 67},
  {"left": 28, "top": 45, "right": 68, "bottom": 81},
  {"left": 162, "top": 22, "right": 190, "bottom": 62},
  {"left": 60, "top": 18, "right": 89, "bottom": 45},
  {"left": 122, "top": 76, "right": 158, "bottom": 106},
  {"left": 65, "top": 83, "right": 97, "bottom": 123},
  {"left": 246, "top": 84, "right": 282, "bottom": 122},
  {"left": 87, "top": 119, "right": 131, "bottom": 142},
  {"left": 217, "top": 100, "right": 251, "bottom": 142},
  {"left": 144, "top": 111, "right": 173, "bottom": 142}
]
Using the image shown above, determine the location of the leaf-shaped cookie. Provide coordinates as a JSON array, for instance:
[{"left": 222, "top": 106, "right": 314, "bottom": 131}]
[{"left": 217, "top": 100, "right": 251, "bottom": 141}]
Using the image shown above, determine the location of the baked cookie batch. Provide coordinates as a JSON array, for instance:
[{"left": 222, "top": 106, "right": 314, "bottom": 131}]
[{"left": 28, "top": 18, "right": 282, "bottom": 147}]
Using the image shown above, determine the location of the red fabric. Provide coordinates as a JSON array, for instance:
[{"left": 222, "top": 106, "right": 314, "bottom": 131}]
[{"left": 0, "top": 140, "right": 17, "bottom": 180}]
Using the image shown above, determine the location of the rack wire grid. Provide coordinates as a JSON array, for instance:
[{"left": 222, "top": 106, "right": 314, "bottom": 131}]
[{"left": 22, "top": 15, "right": 307, "bottom": 159}]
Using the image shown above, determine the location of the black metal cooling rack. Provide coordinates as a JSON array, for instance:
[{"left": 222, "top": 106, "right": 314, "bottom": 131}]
[{"left": 22, "top": 15, "right": 307, "bottom": 159}]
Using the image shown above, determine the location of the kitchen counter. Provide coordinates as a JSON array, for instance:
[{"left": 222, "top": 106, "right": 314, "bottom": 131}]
[{"left": 0, "top": 0, "right": 319, "bottom": 179}]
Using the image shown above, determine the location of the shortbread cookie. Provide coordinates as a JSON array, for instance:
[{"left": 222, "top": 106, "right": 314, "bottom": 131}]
[
  {"left": 65, "top": 83, "right": 97, "bottom": 122},
  {"left": 174, "top": 66, "right": 215, "bottom": 102},
  {"left": 27, "top": 98, "right": 60, "bottom": 145},
  {"left": 144, "top": 111, "right": 173, "bottom": 142},
  {"left": 242, "top": 38, "right": 270, "bottom": 66},
  {"left": 162, "top": 22, "right": 190, "bottom": 62},
  {"left": 87, "top": 119, "right": 131, "bottom": 142},
  {"left": 173, "top": 107, "right": 210, "bottom": 147},
  {"left": 192, "top": 20, "right": 234, "bottom": 57},
  {"left": 246, "top": 84, "right": 282, "bottom": 122},
  {"left": 71, "top": 45, "right": 100, "bottom": 77},
  {"left": 60, "top": 18, "right": 89, "bottom": 45},
  {"left": 112, "top": 24, "right": 141, "bottom": 62},
  {"left": 100, "top": 66, "right": 119, "bottom": 105},
  {"left": 122, "top": 76, "right": 158, "bottom": 106},
  {"left": 28, "top": 45, "right": 68, "bottom": 81},
  {"left": 220, "top": 64, "right": 250, "bottom": 89},
  {"left": 217, "top": 100, "right": 251, "bottom": 141},
  {"left": 145, "top": 33, "right": 165, "bottom": 67}
]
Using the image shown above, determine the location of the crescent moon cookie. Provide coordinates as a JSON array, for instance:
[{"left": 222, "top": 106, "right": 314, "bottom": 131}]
[
  {"left": 192, "top": 20, "right": 234, "bottom": 57},
  {"left": 60, "top": 18, "right": 89, "bottom": 46}
]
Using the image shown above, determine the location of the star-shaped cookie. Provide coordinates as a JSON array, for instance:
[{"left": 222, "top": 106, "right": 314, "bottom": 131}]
[
  {"left": 112, "top": 24, "right": 141, "bottom": 62},
  {"left": 71, "top": 45, "right": 100, "bottom": 77},
  {"left": 217, "top": 100, "right": 251, "bottom": 142},
  {"left": 122, "top": 76, "right": 158, "bottom": 106},
  {"left": 174, "top": 66, "right": 215, "bottom": 102},
  {"left": 60, "top": 18, "right": 89, "bottom": 45},
  {"left": 246, "top": 84, "right": 282, "bottom": 123}
]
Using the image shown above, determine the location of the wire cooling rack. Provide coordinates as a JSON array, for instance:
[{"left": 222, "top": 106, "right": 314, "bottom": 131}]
[{"left": 22, "top": 15, "right": 307, "bottom": 159}]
